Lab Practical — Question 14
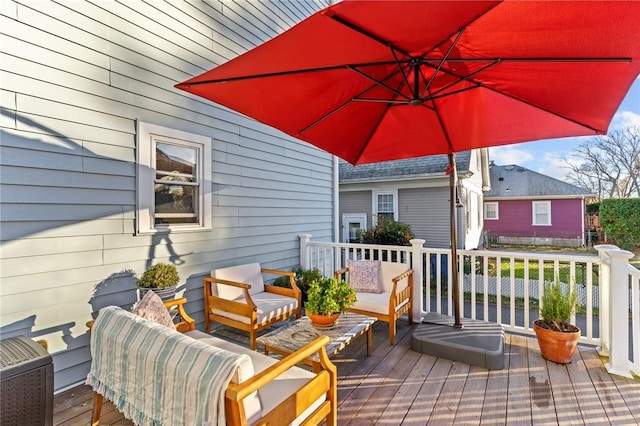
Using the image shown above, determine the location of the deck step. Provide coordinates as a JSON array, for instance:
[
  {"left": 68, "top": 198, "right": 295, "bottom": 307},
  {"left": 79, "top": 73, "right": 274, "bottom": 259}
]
[{"left": 411, "top": 313, "right": 505, "bottom": 370}]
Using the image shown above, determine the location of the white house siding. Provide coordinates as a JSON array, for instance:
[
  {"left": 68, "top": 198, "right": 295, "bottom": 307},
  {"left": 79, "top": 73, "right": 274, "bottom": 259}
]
[
  {"left": 460, "top": 151, "right": 486, "bottom": 250},
  {"left": 399, "top": 186, "right": 452, "bottom": 248},
  {"left": 0, "top": 0, "right": 332, "bottom": 391},
  {"left": 339, "top": 189, "right": 371, "bottom": 230}
]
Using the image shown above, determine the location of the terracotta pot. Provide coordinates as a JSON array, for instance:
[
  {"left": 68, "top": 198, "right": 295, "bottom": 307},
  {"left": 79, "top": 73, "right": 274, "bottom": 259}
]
[
  {"left": 533, "top": 320, "right": 581, "bottom": 364},
  {"left": 307, "top": 312, "right": 340, "bottom": 327}
]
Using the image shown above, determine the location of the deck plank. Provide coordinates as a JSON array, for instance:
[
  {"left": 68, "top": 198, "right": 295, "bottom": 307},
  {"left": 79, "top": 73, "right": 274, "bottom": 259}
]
[
  {"left": 526, "top": 334, "right": 558, "bottom": 425},
  {"left": 53, "top": 322, "right": 640, "bottom": 426},
  {"left": 452, "top": 365, "right": 488, "bottom": 425},
  {"left": 478, "top": 334, "right": 510, "bottom": 425},
  {"left": 356, "top": 342, "right": 422, "bottom": 424},
  {"left": 506, "top": 334, "right": 533, "bottom": 424},
  {"left": 377, "top": 352, "right": 437, "bottom": 424},
  {"left": 402, "top": 357, "right": 454, "bottom": 425},
  {"left": 565, "top": 345, "right": 609, "bottom": 424},
  {"left": 428, "top": 360, "right": 470, "bottom": 425}
]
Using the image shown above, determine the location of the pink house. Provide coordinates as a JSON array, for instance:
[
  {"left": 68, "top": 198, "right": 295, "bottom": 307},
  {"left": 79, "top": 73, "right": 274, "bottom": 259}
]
[{"left": 483, "top": 164, "right": 593, "bottom": 247}]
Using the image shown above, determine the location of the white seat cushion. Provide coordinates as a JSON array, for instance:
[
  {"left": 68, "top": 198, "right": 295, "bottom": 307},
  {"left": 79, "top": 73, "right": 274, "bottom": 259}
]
[
  {"left": 212, "top": 263, "right": 265, "bottom": 299},
  {"left": 186, "top": 330, "right": 324, "bottom": 426},
  {"left": 352, "top": 291, "right": 391, "bottom": 315},
  {"left": 212, "top": 292, "right": 298, "bottom": 325}
]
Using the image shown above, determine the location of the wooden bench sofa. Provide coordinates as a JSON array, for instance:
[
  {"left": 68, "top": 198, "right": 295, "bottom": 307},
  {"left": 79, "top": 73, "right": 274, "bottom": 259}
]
[{"left": 87, "top": 297, "right": 336, "bottom": 426}]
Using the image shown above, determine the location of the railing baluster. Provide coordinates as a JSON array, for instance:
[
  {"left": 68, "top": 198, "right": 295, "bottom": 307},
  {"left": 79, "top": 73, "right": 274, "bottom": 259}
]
[
  {"left": 586, "top": 261, "right": 593, "bottom": 341},
  {"left": 496, "top": 256, "right": 502, "bottom": 325},
  {"left": 510, "top": 257, "right": 515, "bottom": 328}
]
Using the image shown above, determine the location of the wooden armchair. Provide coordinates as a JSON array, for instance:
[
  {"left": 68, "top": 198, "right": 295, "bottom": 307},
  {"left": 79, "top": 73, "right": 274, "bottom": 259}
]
[
  {"left": 203, "top": 263, "right": 301, "bottom": 349},
  {"left": 335, "top": 260, "right": 414, "bottom": 345}
]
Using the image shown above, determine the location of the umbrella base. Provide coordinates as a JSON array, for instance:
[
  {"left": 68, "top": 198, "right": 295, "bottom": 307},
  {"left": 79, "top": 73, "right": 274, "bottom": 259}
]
[{"left": 411, "top": 313, "right": 505, "bottom": 370}]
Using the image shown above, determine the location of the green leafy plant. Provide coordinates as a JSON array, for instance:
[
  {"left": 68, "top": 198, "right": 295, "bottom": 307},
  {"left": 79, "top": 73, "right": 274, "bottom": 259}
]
[
  {"left": 600, "top": 198, "right": 640, "bottom": 250},
  {"left": 136, "top": 262, "right": 180, "bottom": 288},
  {"left": 538, "top": 280, "right": 577, "bottom": 332},
  {"left": 305, "top": 276, "right": 356, "bottom": 316},
  {"left": 272, "top": 266, "right": 323, "bottom": 302},
  {"left": 357, "top": 219, "right": 414, "bottom": 246}
]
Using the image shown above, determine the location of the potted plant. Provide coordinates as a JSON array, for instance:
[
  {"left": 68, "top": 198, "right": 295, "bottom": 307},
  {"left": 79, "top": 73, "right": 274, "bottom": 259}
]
[
  {"left": 533, "top": 279, "right": 580, "bottom": 364},
  {"left": 272, "top": 266, "right": 323, "bottom": 302},
  {"left": 305, "top": 276, "right": 356, "bottom": 327},
  {"left": 137, "top": 262, "right": 180, "bottom": 301}
]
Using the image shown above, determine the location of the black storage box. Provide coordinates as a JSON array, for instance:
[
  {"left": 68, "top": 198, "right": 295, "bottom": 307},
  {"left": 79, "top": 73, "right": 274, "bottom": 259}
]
[{"left": 0, "top": 335, "right": 53, "bottom": 426}]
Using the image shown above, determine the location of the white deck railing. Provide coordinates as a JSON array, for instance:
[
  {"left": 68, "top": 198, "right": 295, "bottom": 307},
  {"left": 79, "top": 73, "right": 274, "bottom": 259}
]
[{"left": 299, "top": 235, "right": 638, "bottom": 378}]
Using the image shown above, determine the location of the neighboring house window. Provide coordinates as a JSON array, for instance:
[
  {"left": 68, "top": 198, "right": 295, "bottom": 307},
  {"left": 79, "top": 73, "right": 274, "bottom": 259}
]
[
  {"left": 137, "top": 122, "right": 212, "bottom": 234},
  {"left": 373, "top": 190, "right": 397, "bottom": 225},
  {"left": 484, "top": 202, "right": 499, "bottom": 220},
  {"left": 532, "top": 201, "right": 551, "bottom": 226}
]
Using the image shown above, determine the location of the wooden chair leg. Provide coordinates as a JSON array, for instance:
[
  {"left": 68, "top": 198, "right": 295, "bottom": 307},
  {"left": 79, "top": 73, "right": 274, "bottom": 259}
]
[
  {"left": 389, "top": 320, "right": 395, "bottom": 346},
  {"left": 91, "top": 392, "right": 103, "bottom": 426},
  {"left": 249, "top": 329, "right": 256, "bottom": 350},
  {"left": 204, "top": 314, "right": 211, "bottom": 334}
]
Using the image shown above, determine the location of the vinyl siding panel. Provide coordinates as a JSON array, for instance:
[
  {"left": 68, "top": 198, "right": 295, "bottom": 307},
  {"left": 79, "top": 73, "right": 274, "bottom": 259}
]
[
  {"left": 339, "top": 190, "right": 372, "bottom": 232},
  {"left": 0, "top": 0, "right": 332, "bottom": 391},
  {"left": 398, "top": 186, "right": 452, "bottom": 248}
]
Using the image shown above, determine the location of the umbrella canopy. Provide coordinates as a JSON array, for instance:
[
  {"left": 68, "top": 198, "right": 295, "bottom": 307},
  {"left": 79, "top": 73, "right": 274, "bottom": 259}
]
[
  {"left": 176, "top": 0, "right": 640, "bottom": 327},
  {"left": 176, "top": 0, "right": 640, "bottom": 166}
]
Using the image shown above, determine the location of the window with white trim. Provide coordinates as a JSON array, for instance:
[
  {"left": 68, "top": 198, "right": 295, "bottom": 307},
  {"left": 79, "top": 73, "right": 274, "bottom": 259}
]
[
  {"left": 372, "top": 190, "right": 397, "bottom": 225},
  {"left": 532, "top": 201, "right": 551, "bottom": 226},
  {"left": 484, "top": 201, "right": 499, "bottom": 220},
  {"left": 137, "top": 122, "right": 212, "bottom": 234}
]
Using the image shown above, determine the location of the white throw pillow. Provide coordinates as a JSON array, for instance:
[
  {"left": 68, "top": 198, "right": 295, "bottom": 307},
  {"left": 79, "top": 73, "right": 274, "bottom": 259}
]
[
  {"left": 348, "top": 260, "right": 383, "bottom": 294},
  {"left": 132, "top": 291, "right": 174, "bottom": 328}
]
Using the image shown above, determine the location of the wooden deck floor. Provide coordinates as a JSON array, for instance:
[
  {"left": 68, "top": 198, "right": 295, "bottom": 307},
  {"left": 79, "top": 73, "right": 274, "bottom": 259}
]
[{"left": 54, "top": 319, "right": 640, "bottom": 425}]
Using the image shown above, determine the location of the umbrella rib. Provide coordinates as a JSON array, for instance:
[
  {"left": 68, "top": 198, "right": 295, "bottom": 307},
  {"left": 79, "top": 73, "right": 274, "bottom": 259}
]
[
  {"left": 425, "top": 27, "right": 466, "bottom": 92},
  {"left": 346, "top": 65, "right": 411, "bottom": 101},
  {"left": 179, "top": 61, "right": 405, "bottom": 86},
  {"left": 324, "top": 11, "right": 412, "bottom": 58},
  {"left": 297, "top": 70, "right": 404, "bottom": 135},
  {"left": 421, "top": 60, "right": 501, "bottom": 99}
]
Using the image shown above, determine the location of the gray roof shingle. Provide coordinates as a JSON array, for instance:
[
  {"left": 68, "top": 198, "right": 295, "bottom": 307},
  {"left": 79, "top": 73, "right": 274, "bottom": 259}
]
[
  {"left": 486, "top": 164, "right": 592, "bottom": 197},
  {"left": 339, "top": 151, "right": 471, "bottom": 181}
]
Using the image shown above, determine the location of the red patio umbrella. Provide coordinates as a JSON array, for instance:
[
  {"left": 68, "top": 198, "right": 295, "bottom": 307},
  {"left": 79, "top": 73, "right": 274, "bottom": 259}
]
[{"left": 176, "top": 0, "right": 640, "bottom": 327}]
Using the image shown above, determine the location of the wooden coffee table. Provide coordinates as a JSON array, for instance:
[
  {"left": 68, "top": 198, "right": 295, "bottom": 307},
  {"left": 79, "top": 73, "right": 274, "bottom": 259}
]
[{"left": 257, "top": 313, "right": 377, "bottom": 371}]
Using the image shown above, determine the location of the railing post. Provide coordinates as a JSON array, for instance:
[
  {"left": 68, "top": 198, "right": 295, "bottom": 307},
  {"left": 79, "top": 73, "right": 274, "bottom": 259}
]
[
  {"left": 299, "top": 234, "right": 311, "bottom": 270},
  {"left": 594, "top": 244, "right": 618, "bottom": 357},
  {"left": 605, "top": 248, "right": 634, "bottom": 378},
  {"left": 410, "top": 239, "right": 426, "bottom": 323}
]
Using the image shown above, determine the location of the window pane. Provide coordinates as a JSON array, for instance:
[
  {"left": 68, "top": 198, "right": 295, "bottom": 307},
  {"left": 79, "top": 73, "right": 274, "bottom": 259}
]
[
  {"left": 377, "top": 194, "right": 393, "bottom": 212},
  {"left": 485, "top": 203, "right": 497, "bottom": 219},
  {"left": 378, "top": 212, "right": 394, "bottom": 223},
  {"left": 156, "top": 143, "right": 196, "bottom": 175},
  {"left": 154, "top": 183, "right": 197, "bottom": 223},
  {"left": 533, "top": 202, "right": 550, "bottom": 225}
]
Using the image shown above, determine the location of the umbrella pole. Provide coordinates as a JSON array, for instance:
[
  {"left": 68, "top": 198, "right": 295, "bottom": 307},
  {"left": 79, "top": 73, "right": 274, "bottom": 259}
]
[{"left": 448, "top": 153, "right": 463, "bottom": 329}]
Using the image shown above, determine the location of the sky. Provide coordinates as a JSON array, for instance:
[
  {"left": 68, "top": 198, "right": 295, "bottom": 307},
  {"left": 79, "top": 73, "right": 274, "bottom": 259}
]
[{"left": 488, "top": 76, "right": 640, "bottom": 181}]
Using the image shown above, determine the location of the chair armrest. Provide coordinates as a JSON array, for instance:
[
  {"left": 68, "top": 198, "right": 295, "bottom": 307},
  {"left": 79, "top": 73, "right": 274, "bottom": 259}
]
[
  {"left": 204, "top": 277, "right": 256, "bottom": 310},
  {"left": 388, "top": 268, "right": 413, "bottom": 296},
  {"left": 163, "top": 297, "right": 196, "bottom": 332},
  {"left": 261, "top": 268, "right": 301, "bottom": 300},
  {"left": 205, "top": 276, "right": 252, "bottom": 290},
  {"left": 334, "top": 267, "right": 349, "bottom": 281},
  {"left": 225, "top": 336, "right": 337, "bottom": 425}
]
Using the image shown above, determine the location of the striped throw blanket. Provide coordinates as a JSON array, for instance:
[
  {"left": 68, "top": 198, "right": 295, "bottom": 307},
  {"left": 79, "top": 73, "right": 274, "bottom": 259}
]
[{"left": 86, "top": 306, "right": 251, "bottom": 426}]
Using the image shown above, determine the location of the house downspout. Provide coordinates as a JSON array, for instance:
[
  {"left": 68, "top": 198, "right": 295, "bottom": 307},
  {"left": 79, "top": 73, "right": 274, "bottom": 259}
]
[
  {"left": 480, "top": 148, "right": 491, "bottom": 191},
  {"left": 333, "top": 155, "right": 339, "bottom": 243}
]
